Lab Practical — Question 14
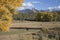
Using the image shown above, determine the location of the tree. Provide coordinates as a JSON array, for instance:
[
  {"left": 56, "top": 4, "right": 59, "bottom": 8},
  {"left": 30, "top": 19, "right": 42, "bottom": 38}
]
[
  {"left": 36, "top": 12, "right": 57, "bottom": 22},
  {"left": 36, "top": 12, "right": 44, "bottom": 21},
  {"left": 0, "top": 0, "right": 24, "bottom": 32}
]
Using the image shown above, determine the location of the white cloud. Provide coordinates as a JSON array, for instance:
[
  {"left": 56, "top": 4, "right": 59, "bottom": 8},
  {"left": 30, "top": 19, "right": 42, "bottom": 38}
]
[
  {"left": 23, "top": 3, "right": 26, "bottom": 6},
  {"left": 48, "top": 5, "right": 60, "bottom": 11},
  {"left": 23, "top": 2, "right": 34, "bottom": 7},
  {"left": 48, "top": 7, "right": 53, "bottom": 10},
  {"left": 58, "top": 6, "right": 60, "bottom": 8},
  {"left": 48, "top": 5, "right": 60, "bottom": 10},
  {"left": 17, "top": 2, "right": 34, "bottom": 10},
  {"left": 17, "top": 7, "right": 25, "bottom": 10},
  {"left": 27, "top": 2, "right": 33, "bottom": 7}
]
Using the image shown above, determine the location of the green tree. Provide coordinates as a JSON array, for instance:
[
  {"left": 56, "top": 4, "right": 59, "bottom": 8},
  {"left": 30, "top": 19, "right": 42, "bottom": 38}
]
[
  {"left": 36, "top": 12, "right": 44, "bottom": 21},
  {"left": 36, "top": 12, "right": 58, "bottom": 22}
]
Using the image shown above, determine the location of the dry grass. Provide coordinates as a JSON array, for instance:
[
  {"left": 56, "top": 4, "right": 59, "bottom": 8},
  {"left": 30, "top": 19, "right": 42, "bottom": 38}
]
[
  {"left": 0, "top": 21, "right": 60, "bottom": 40},
  {"left": 10, "top": 21, "right": 60, "bottom": 28}
]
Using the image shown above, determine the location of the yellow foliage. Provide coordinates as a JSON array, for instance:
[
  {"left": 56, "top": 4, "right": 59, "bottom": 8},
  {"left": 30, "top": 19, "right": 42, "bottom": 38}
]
[
  {"left": 0, "top": 0, "right": 24, "bottom": 32},
  {"left": 0, "top": 0, "right": 24, "bottom": 6}
]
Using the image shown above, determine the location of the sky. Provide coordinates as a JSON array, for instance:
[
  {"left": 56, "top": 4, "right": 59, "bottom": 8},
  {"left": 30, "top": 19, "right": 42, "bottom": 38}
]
[{"left": 18, "top": 0, "right": 60, "bottom": 10}]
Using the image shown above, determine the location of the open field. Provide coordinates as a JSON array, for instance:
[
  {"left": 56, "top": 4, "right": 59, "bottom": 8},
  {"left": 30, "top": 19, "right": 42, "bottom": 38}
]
[
  {"left": 11, "top": 21, "right": 60, "bottom": 28},
  {"left": 0, "top": 29, "right": 40, "bottom": 40},
  {"left": 0, "top": 21, "right": 60, "bottom": 40}
]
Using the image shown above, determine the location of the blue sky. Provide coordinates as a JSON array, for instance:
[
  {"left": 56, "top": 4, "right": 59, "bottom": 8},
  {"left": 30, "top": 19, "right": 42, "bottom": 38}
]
[{"left": 18, "top": 0, "right": 60, "bottom": 10}]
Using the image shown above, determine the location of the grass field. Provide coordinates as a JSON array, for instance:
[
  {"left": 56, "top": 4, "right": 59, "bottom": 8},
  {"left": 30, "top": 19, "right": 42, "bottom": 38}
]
[
  {"left": 11, "top": 21, "right": 60, "bottom": 28},
  {"left": 0, "top": 21, "right": 60, "bottom": 40},
  {"left": 0, "top": 29, "right": 40, "bottom": 40}
]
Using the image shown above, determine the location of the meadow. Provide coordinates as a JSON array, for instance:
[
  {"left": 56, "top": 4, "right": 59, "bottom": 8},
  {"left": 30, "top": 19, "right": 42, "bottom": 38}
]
[{"left": 0, "top": 21, "right": 60, "bottom": 40}]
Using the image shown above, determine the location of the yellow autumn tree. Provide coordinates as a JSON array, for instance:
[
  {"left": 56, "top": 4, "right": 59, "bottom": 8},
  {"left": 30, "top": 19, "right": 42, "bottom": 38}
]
[{"left": 0, "top": 0, "right": 24, "bottom": 32}]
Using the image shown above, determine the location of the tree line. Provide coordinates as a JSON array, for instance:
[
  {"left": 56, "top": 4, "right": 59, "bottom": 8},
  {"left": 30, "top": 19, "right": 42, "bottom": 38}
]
[{"left": 13, "top": 11, "right": 60, "bottom": 22}]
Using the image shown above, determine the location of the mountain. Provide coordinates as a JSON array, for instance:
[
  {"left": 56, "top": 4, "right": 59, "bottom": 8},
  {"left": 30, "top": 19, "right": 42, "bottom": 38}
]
[
  {"left": 18, "top": 8, "right": 39, "bottom": 13},
  {"left": 47, "top": 8, "right": 60, "bottom": 12},
  {"left": 18, "top": 9, "right": 33, "bottom": 13}
]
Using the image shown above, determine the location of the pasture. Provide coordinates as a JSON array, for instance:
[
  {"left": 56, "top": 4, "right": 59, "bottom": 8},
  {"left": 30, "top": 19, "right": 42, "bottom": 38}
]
[{"left": 0, "top": 21, "right": 60, "bottom": 40}]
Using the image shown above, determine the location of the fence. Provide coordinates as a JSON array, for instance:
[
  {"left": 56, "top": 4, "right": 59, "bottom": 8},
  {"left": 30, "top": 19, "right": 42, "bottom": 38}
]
[{"left": 0, "top": 28, "right": 60, "bottom": 40}]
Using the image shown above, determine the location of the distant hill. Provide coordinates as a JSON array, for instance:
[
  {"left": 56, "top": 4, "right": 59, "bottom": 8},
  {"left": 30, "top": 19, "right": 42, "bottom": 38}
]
[
  {"left": 18, "top": 9, "right": 33, "bottom": 13},
  {"left": 18, "top": 8, "right": 39, "bottom": 13}
]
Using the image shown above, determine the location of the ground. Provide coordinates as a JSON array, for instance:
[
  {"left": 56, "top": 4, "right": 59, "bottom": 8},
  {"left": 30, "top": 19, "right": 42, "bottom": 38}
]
[
  {"left": 0, "top": 21, "right": 60, "bottom": 40},
  {"left": 11, "top": 21, "right": 60, "bottom": 28}
]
